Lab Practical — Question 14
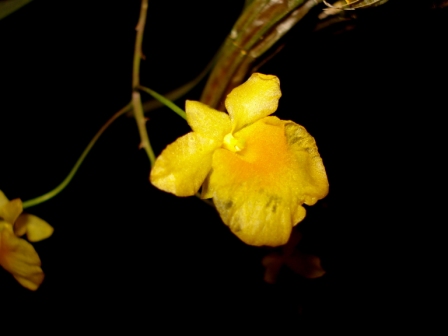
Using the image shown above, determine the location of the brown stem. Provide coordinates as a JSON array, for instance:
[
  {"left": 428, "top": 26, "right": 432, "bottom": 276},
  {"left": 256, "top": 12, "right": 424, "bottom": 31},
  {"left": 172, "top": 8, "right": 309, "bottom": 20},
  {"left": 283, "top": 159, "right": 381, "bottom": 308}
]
[
  {"left": 200, "top": 0, "right": 323, "bottom": 111},
  {"left": 132, "top": 0, "right": 155, "bottom": 166}
]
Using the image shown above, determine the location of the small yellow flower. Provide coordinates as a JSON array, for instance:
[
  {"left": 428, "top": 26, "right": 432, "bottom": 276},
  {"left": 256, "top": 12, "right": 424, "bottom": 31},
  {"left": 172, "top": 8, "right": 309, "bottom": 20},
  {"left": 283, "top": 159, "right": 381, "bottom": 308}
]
[
  {"left": 150, "top": 73, "right": 328, "bottom": 246},
  {"left": 0, "top": 190, "right": 53, "bottom": 290}
]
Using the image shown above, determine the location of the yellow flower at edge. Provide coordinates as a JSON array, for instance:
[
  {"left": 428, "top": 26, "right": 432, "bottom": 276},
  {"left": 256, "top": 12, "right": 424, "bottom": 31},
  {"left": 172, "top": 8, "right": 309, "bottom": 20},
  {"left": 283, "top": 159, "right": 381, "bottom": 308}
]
[
  {"left": 0, "top": 190, "right": 53, "bottom": 290},
  {"left": 150, "top": 73, "right": 329, "bottom": 246}
]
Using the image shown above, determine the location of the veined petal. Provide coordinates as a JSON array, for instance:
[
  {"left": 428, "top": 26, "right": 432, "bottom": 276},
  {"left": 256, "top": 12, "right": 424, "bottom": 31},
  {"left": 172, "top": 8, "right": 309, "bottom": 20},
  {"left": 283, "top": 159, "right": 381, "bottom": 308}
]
[
  {"left": 212, "top": 178, "right": 297, "bottom": 246},
  {"left": 283, "top": 121, "right": 329, "bottom": 204},
  {"left": 186, "top": 100, "right": 231, "bottom": 140},
  {"left": 14, "top": 214, "right": 54, "bottom": 242},
  {"left": 208, "top": 117, "right": 328, "bottom": 246},
  {"left": 0, "top": 198, "right": 23, "bottom": 225},
  {"left": 208, "top": 118, "right": 298, "bottom": 246},
  {"left": 225, "top": 73, "right": 281, "bottom": 132},
  {"left": 0, "top": 222, "right": 44, "bottom": 291},
  {"left": 150, "top": 132, "right": 219, "bottom": 196}
]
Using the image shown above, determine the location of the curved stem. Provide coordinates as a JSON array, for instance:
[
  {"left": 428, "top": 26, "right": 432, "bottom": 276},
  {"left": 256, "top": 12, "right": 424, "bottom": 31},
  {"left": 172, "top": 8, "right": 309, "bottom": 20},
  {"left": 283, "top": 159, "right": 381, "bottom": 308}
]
[
  {"left": 140, "top": 51, "right": 218, "bottom": 115},
  {"left": 22, "top": 102, "right": 133, "bottom": 209},
  {"left": 139, "top": 85, "right": 186, "bottom": 120}
]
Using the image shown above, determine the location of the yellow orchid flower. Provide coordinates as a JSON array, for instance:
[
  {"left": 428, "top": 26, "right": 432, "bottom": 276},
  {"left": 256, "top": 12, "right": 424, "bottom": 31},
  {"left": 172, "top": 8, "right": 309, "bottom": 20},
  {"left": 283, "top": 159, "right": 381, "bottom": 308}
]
[
  {"left": 0, "top": 190, "right": 53, "bottom": 290},
  {"left": 150, "top": 73, "right": 329, "bottom": 246}
]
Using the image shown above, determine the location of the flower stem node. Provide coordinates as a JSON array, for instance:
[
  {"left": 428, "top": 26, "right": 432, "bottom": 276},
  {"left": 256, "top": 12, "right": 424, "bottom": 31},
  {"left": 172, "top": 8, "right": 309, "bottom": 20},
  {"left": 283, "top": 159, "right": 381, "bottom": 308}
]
[{"left": 150, "top": 73, "right": 329, "bottom": 247}]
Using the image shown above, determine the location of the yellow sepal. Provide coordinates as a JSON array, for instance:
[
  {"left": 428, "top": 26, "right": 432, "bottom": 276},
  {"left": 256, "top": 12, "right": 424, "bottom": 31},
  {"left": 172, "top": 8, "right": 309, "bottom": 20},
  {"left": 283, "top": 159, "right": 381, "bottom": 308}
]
[
  {"left": 150, "top": 132, "right": 220, "bottom": 196},
  {"left": 225, "top": 73, "right": 281, "bottom": 132},
  {"left": 0, "top": 198, "right": 23, "bottom": 225},
  {"left": 14, "top": 214, "right": 54, "bottom": 242},
  {"left": 186, "top": 100, "right": 231, "bottom": 140}
]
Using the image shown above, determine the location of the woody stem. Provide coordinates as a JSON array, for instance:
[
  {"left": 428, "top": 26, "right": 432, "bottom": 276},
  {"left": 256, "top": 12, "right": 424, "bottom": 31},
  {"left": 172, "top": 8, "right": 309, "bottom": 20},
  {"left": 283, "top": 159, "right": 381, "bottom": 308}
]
[{"left": 132, "top": 0, "right": 155, "bottom": 166}]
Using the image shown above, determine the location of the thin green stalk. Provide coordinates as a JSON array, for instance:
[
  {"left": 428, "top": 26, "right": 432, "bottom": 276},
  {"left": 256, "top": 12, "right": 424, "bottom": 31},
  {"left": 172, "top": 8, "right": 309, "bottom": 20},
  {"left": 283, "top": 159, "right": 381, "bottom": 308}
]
[
  {"left": 22, "top": 102, "right": 132, "bottom": 209},
  {"left": 140, "top": 52, "right": 217, "bottom": 115},
  {"left": 139, "top": 85, "right": 186, "bottom": 120}
]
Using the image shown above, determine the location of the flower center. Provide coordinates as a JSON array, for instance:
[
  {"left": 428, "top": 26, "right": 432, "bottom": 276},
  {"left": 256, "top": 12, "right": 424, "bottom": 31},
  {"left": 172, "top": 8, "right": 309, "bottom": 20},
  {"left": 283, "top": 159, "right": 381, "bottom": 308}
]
[{"left": 223, "top": 133, "right": 245, "bottom": 152}]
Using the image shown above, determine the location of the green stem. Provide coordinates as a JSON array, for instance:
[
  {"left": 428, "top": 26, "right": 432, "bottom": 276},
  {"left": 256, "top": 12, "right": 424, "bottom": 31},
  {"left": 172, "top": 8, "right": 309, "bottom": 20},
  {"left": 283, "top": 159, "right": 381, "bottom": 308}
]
[
  {"left": 139, "top": 85, "right": 187, "bottom": 120},
  {"left": 22, "top": 102, "right": 133, "bottom": 209},
  {"left": 141, "top": 52, "right": 217, "bottom": 115}
]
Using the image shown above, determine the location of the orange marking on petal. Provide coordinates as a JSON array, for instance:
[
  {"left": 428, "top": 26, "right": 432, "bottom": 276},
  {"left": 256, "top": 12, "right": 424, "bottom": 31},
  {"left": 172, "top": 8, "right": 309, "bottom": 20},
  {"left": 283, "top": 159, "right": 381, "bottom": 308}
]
[{"left": 218, "top": 119, "right": 290, "bottom": 187}]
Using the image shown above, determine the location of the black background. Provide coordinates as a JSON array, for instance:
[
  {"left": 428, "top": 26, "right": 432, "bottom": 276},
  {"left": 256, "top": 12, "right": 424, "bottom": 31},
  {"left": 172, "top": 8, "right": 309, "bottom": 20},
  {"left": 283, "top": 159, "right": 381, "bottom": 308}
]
[{"left": 1, "top": 0, "right": 446, "bottom": 331}]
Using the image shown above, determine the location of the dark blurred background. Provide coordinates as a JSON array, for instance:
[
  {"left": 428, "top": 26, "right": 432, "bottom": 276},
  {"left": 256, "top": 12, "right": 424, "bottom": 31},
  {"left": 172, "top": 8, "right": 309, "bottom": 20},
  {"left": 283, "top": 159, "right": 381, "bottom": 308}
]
[{"left": 1, "top": 0, "right": 446, "bottom": 331}]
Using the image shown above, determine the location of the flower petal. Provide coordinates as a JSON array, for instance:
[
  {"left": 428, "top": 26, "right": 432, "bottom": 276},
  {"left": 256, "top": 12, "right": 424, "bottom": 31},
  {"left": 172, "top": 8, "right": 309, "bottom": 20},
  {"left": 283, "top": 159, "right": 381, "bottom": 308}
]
[
  {"left": 0, "top": 190, "right": 9, "bottom": 207},
  {"left": 0, "top": 222, "right": 44, "bottom": 291},
  {"left": 150, "top": 132, "right": 219, "bottom": 196},
  {"left": 225, "top": 73, "right": 281, "bottom": 132},
  {"left": 211, "top": 168, "right": 296, "bottom": 246},
  {"left": 208, "top": 118, "right": 297, "bottom": 246},
  {"left": 14, "top": 214, "right": 54, "bottom": 242},
  {"left": 186, "top": 100, "right": 231, "bottom": 140},
  {"left": 208, "top": 117, "right": 328, "bottom": 246},
  {"left": 0, "top": 198, "right": 23, "bottom": 225},
  {"left": 283, "top": 121, "right": 329, "bottom": 204}
]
